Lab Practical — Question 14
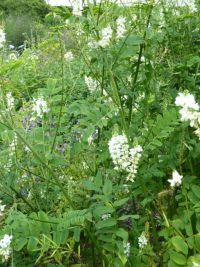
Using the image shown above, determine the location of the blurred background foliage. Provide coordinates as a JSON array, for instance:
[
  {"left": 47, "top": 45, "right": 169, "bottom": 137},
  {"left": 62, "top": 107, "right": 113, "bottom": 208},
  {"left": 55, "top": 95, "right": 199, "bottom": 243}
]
[{"left": 0, "top": 0, "right": 50, "bottom": 47}]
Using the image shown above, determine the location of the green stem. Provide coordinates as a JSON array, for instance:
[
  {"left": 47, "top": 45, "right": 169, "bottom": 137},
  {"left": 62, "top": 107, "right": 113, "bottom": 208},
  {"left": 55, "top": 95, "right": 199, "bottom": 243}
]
[
  {"left": 127, "top": 3, "right": 154, "bottom": 126},
  {"left": 51, "top": 31, "right": 65, "bottom": 153},
  {"left": 110, "top": 72, "right": 129, "bottom": 137}
]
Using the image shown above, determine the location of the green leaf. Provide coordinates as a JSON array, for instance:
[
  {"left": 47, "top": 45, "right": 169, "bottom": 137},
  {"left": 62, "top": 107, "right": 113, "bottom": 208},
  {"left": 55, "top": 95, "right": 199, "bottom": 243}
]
[
  {"left": 195, "top": 235, "right": 200, "bottom": 251},
  {"left": 171, "top": 236, "right": 188, "bottom": 255},
  {"left": 14, "top": 237, "right": 27, "bottom": 251},
  {"left": 73, "top": 227, "right": 81, "bottom": 242},
  {"left": 118, "top": 252, "right": 127, "bottom": 265},
  {"left": 116, "top": 228, "right": 128, "bottom": 241},
  {"left": 171, "top": 251, "right": 187, "bottom": 265},
  {"left": 98, "top": 234, "right": 113, "bottom": 242},
  {"left": 42, "top": 235, "right": 50, "bottom": 252},
  {"left": 28, "top": 213, "right": 41, "bottom": 237},
  {"left": 83, "top": 180, "right": 100, "bottom": 191},
  {"left": 125, "top": 35, "right": 143, "bottom": 46},
  {"left": 94, "top": 172, "right": 103, "bottom": 188},
  {"left": 118, "top": 214, "right": 139, "bottom": 220},
  {"left": 53, "top": 230, "right": 62, "bottom": 246},
  {"left": 27, "top": 237, "right": 38, "bottom": 251},
  {"left": 95, "top": 218, "right": 117, "bottom": 230},
  {"left": 188, "top": 191, "right": 200, "bottom": 205},
  {"left": 113, "top": 198, "right": 129, "bottom": 208},
  {"left": 168, "top": 260, "right": 181, "bottom": 267},
  {"left": 103, "top": 180, "right": 112, "bottom": 196},
  {"left": 93, "top": 206, "right": 115, "bottom": 217},
  {"left": 38, "top": 211, "right": 51, "bottom": 234},
  {"left": 191, "top": 185, "right": 200, "bottom": 199}
]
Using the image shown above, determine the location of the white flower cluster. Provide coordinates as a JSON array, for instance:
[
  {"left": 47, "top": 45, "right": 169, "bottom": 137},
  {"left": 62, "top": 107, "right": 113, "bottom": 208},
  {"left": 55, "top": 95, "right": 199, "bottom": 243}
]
[
  {"left": 175, "top": 92, "right": 200, "bottom": 139},
  {"left": 138, "top": 232, "right": 148, "bottom": 249},
  {"left": 123, "top": 241, "right": 130, "bottom": 257},
  {"left": 0, "top": 29, "right": 6, "bottom": 49},
  {"left": 88, "top": 18, "right": 126, "bottom": 49},
  {"left": 0, "top": 234, "right": 12, "bottom": 262},
  {"left": 4, "top": 133, "right": 17, "bottom": 172},
  {"left": 193, "top": 262, "right": 200, "bottom": 267},
  {"left": 108, "top": 134, "right": 142, "bottom": 182},
  {"left": 116, "top": 16, "right": 126, "bottom": 40},
  {"left": 167, "top": 0, "right": 196, "bottom": 12},
  {"left": 8, "top": 53, "right": 17, "bottom": 61},
  {"left": 168, "top": 170, "right": 183, "bottom": 188},
  {"left": 71, "top": 0, "right": 83, "bottom": 16},
  {"left": 85, "top": 76, "right": 100, "bottom": 93},
  {"left": 32, "top": 96, "right": 49, "bottom": 119},
  {"left": 6, "top": 92, "right": 14, "bottom": 111},
  {"left": 101, "top": 213, "right": 111, "bottom": 220},
  {"left": 0, "top": 201, "right": 6, "bottom": 217},
  {"left": 64, "top": 51, "right": 74, "bottom": 62},
  {"left": 88, "top": 26, "right": 113, "bottom": 49},
  {"left": 98, "top": 26, "right": 113, "bottom": 48}
]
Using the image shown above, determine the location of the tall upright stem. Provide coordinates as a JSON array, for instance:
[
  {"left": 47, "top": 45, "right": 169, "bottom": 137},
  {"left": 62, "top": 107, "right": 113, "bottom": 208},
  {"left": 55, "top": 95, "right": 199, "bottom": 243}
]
[{"left": 127, "top": 3, "right": 154, "bottom": 127}]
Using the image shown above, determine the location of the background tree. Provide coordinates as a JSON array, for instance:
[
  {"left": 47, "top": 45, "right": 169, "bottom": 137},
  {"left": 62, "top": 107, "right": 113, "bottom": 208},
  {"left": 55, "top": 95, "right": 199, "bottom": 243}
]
[{"left": 0, "top": 0, "right": 50, "bottom": 20}]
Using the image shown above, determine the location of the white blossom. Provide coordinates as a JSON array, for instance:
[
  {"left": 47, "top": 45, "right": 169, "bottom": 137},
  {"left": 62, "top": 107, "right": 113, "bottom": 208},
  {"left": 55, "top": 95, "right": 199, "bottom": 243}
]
[
  {"left": 108, "top": 134, "right": 142, "bottom": 182},
  {"left": 8, "top": 53, "right": 17, "bottom": 61},
  {"left": 64, "top": 51, "right": 74, "bottom": 62},
  {"left": 123, "top": 241, "right": 130, "bottom": 257},
  {"left": 194, "top": 128, "right": 200, "bottom": 139},
  {"left": 0, "top": 29, "right": 6, "bottom": 49},
  {"left": 32, "top": 96, "right": 49, "bottom": 119},
  {"left": 193, "top": 263, "right": 200, "bottom": 266},
  {"left": 72, "top": 0, "right": 82, "bottom": 16},
  {"left": 85, "top": 76, "right": 99, "bottom": 93},
  {"left": 127, "top": 75, "right": 132, "bottom": 83},
  {"left": 8, "top": 44, "right": 14, "bottom": 49},
  {"left": 0, "top": 234, "right": 12, "bottom": 262},
  {"left": 175, "top": 92, "right": 200, "bottom": 137},
  {"left": 127, "top": 145, "right": 143, "bottom": 182},
  {"left": 175, "top": 92, "right": 199, "bottom": 111},
  {"left": 167, "top": 0, "right": 196, "bottom": 12},
  {"left": 138, "top": 232, "right": 148, "bottom": 249},
  {"left": 101, "top": 213, "right": 111, "bottom": 220},
  {"left": 6, "top": 92, "right": 14, "bottom": 111},
  {"left": 116, "top": 16, "right": 126, "bottom": 39},
  {"left": 4, "top": 134, "right": 17, "bottom": 172},
  {"left": 123, "top": 184, "right": 130, "bottom": 193},
  {"left": 108, "top": 134, "right": 129, "bottom": 169},
  {"left": 0, "top": 201, "right": 6, "bottom": 216},
  {"left": 88, "top": 40, "right": 99, "bottom": 49},
  {"left": 24, "top": 146, "right": 31, "bottom": 153},
  {"left": 168, "top": 170, "right": 183, "bottom": 188},
  {"left": 192, "top": 262, "right": 200, "bottom": 267},
  {"left": 98, "top": 26, "right": 113, "bottom": 48}
]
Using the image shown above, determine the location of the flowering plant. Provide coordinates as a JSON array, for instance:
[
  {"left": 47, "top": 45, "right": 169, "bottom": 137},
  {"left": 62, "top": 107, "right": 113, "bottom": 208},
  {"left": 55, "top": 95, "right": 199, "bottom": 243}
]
[{"left": 0, "top": 0, "right": 199, "bottom": 266}]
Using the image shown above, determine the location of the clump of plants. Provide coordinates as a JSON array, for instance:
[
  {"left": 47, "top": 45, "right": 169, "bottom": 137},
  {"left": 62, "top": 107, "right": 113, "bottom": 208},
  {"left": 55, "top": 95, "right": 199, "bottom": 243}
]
[{"left": 0, "top": 0, "right": 200, "bottom": 266}]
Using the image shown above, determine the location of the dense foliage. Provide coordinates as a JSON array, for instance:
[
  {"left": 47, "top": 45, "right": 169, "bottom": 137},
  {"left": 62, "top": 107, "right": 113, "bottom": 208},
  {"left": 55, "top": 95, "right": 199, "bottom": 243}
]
[
  {"left": 0, "top": 0, "right": 50, "bottom": 47},
  {"left": 0, "top": 0, "right": 200, "bottom": 266},
  {"left": 0, "top": 0, "right": 50, "bottom": 19}
]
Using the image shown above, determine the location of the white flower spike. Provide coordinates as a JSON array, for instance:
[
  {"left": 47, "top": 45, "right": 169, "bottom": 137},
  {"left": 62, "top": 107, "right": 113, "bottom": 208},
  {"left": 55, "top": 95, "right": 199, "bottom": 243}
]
[{"left": 168, "top": 170, "right": 183, "bottom": 188}]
